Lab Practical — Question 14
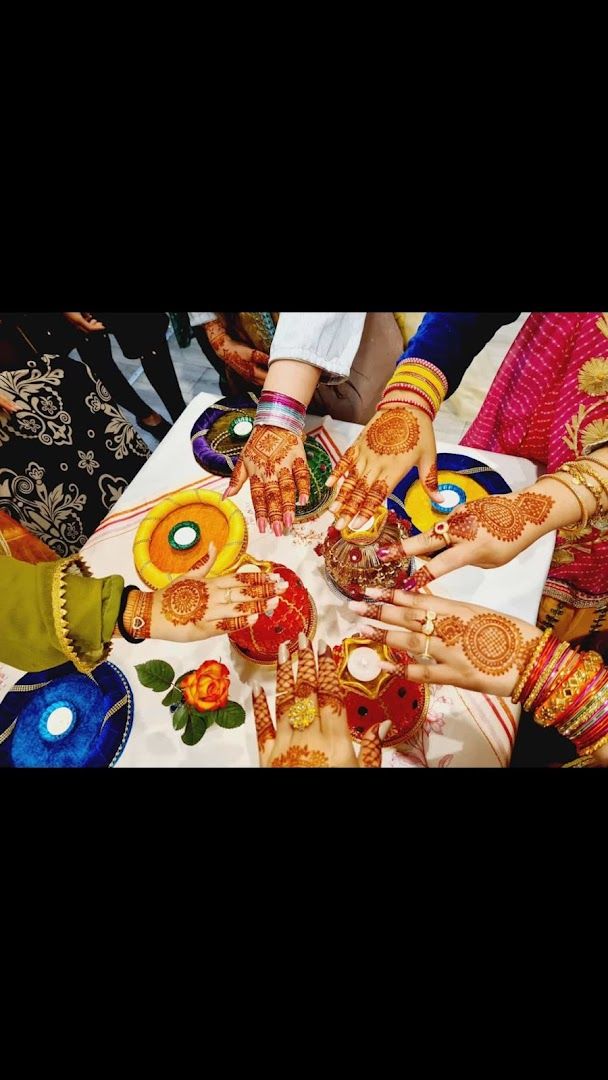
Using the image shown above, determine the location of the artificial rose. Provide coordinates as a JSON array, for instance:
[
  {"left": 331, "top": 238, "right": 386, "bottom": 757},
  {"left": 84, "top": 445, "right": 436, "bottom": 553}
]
[{"left": 181, "top": 660, "right": 230, "bottom": 712}]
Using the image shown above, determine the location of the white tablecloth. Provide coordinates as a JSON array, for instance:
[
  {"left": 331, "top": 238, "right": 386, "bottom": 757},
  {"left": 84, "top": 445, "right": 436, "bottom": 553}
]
[{"left": 0, "top": 393, "right": 556, "bottom": 768}]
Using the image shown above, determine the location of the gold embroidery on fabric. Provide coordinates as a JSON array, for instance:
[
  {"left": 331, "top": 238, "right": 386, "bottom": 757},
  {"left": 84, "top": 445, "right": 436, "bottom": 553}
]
[{"left": 51, "top": 555, "right": 112, "bottom": 673}]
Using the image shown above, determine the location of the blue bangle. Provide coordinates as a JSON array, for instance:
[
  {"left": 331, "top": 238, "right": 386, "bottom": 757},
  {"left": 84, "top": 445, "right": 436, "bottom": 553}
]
[{"left": 430, "top": 483, "right": 467, "bottom": 514}]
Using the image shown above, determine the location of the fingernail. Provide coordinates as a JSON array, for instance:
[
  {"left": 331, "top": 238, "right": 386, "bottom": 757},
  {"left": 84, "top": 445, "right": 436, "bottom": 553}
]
[
  {"left": 298, "top": 631, "right": 309, "bottom": 650},
  {"left": 223, "top": 487, "right": 233, "bottom": 499},
  {"left": 252, "top": 680, "right": 261, "bottom": 696},
  {"left": 268, "top": 573, "right": 282, "bottom": 581},
  {"left": 377, "top": 544, "right": 399, "bottom": 561},
  {"left": 272, "top": 521, "right": 283, "bottom": 537},
  {"left": 284, "top": 512, "right": 295, "bottom": 529},
  {"left": 265, "top": 597, "right": 280, "bottom": 615},
  {"left": 432, "top": 491, "right": 445, "bottom": 503},
  {"left": 257, "top": 518, "right": 267, "bottom": 534},
  {"left": 248, "top": 614, "right": 259, "bottom": 625},
  {"left": 317, "top": 638, "right": 327, "bottom": 654},
  {"left": 278, "top": 643, "right": 290, "bottom": 664},
  {"left": 348, "top": 601, "right": 368, "bottom": 614},
  {"left": 325, "top": 477, "right": 335, "bottom": 488},
  {"left": 401, "top": 578, "right": 419, "bottom": 592},
  {"left": 379, "top": 720, "right": 392, "bottom": 741},
  {"left": 208, "top": 541, "right": 216, "bottom": 556},
  {"left": 274, "top": 580, "right": 289, "bottom": 593},
  {"left": 329, "top": 501, "right": 340, "bottom": 513},
  {"left": 334, "top": 518, "right": 346, "bottom": 531},
  {"left": 298, "top": 494, "right": 309, "bottom": 506}
]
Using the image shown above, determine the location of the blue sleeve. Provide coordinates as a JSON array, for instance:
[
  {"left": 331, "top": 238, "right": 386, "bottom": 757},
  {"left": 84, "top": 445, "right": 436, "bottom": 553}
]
[{"left": 401, "top": 312, "right": 521, "bottom": 396}]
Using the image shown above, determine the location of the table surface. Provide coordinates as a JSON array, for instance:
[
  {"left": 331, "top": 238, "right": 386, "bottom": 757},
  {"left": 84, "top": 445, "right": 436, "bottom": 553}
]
[{"left": 0, "top": 393, "right": 556, "bottom": 768}]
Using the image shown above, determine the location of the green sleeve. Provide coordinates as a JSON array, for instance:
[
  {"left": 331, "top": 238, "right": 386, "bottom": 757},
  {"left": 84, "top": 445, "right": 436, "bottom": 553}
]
[{"left": 0, "top": 556, "right": 124, "bottom": 672}]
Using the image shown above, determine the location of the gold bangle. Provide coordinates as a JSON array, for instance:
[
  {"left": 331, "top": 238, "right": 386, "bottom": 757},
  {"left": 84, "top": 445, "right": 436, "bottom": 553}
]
[
  {"left": 387, "top": 372, "right": 443, "bottom": 408},
  {"left": 579, "top": 732, "right": 608, "bottom": 758},
  {"left": 559, "top": 688, "right": 608, "bottom": 739},
  {"left": 394, "top": 362, "right": 447, "bottom": 397},
  {"left": 535, "top": 652, "right": 604, "bottom": 727},
  {"left": 389, "top": 366, "right": 446, "bottom": 400},
  {"left": 538, "top": 474, "right": 588, "bottom": 529},
  {"left": 511, "top": 630, "right": 553, "bottom": 704},
  {"left": 560, "top": 462, "right": 602, "bottom": 512},
  {"left": 523, "top": 641, "right": 572, "bottom": 712},
  {"left": 572, "top": 461, "right": 608, "bottom": 507},
  {"left": 584, "top": 455, "right": 608, "bottom": 475}
]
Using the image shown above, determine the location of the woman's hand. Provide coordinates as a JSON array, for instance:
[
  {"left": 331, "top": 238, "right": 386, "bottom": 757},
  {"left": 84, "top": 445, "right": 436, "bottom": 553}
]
[
  {"left": 252, "top": 633, "right": 389, "bottom": 767},
  {"left": 224, "top": 426, "right": 310, "bottom": 536},
  {"left": 140, "top": 543, "right": 288, "bottom": 643},
  {"left": 349, "top": 589, "right": 608, "bottom": 767},
  {"left": 63, "top": 312, "right": 106, "bottom": 333},
  {"left": 326, "top": 397, "right": 442, "bottom": 531},
  {"left": 349, "top": 589, "right": 542, "bottom": 697},
  {"left": 378, "top": 488, "right": 558, "bottom": 592},
  {"left": 205, "top": 318, "right": 268, "bottom": 386}
]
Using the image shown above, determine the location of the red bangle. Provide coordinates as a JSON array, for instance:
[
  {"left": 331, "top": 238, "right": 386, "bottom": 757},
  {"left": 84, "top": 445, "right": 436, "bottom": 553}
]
[
  {"left": 383, "top": 383, "right": 439, "bottom": 416},
  {"left": 376, "top": 398, "right": 435, "bottom": 423}
]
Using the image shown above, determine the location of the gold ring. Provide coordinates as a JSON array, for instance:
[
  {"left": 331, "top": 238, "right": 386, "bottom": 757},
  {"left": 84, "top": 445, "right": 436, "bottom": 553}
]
[
  {"left": 225, "top": 588, "right": 234, "bottom": 603},
  {"left": 421, "top": 610, "right": 437, "bottom": 636},
  {"left": 418, "top": 637, "right": 434, "bottom": 664},
  {"left": 432, "top": 522, "right": 452, "bottom": 547},
  {"left": 285, "top": 698, "right": 317, "bottom": 731}
]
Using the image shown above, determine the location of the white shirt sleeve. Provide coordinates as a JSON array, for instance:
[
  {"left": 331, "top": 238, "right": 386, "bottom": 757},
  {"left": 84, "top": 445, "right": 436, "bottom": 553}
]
[
  {"left": 268, "top": 312, "right": 366, "bottom": 378},
  {"left": 188, "top": 312, "right": 216, "bottom": 326}
]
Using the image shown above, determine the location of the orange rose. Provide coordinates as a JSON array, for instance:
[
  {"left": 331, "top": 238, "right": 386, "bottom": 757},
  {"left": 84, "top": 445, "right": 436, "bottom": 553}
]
[{"left": 180, "top": 660, "right": 230, "bottom": 713}]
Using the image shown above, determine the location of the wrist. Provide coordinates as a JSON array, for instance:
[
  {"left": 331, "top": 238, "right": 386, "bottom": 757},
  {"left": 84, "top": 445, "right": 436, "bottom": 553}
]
[{"left": 262, "top": 359, "right": 320, "bottom": 408}]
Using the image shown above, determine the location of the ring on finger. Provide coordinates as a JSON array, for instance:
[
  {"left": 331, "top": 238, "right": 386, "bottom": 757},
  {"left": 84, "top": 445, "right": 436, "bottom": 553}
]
[
  {"left": 285, "top": 698, "right": 317, "bottom": 731},
  {"left": 419, "top": 637, "right": 434, "bottom": 664},
  {"left": 422, "top": 610, "right": 437, "bottom": 636},
  {"left": 432, "top": 521, "right": 452, "bottom": 547}
]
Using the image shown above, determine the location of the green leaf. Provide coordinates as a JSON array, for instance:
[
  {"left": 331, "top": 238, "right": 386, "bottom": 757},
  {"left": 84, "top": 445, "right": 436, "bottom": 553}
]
[
  {"left": 214, "top": 702, "right": 246, "bottom": 729},
  {"left": 172, "top": 704, "right": 189, "bottom": 731},
  {"left": 181, "top": 709, "right": 207, "bottom": 746},
  {"left": 135, "top": 660, "right": 175, "bottom": 692},
  {"left": 162, "top": 687, "right": 183, "bottom": 708}
]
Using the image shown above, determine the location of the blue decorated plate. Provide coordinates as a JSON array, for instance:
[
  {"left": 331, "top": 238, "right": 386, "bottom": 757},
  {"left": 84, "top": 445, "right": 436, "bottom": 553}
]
[{"left": 0, "top": 660, "right": 134, "bottom": 768}]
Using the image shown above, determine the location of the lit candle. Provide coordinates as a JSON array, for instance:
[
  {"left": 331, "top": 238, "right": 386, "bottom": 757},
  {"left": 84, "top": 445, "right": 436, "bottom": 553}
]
[{"left": 347, "top": 646, "right": 381, "bottom": 683}]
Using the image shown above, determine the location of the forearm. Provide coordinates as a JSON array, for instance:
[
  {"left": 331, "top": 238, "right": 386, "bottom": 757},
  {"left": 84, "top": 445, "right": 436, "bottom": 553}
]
[{"left": 262, "top": 359, "right": 321, "bottom": 409}]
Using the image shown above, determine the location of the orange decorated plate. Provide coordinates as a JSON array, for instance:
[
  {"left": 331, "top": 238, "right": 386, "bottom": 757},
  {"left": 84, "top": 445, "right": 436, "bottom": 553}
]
[{"left": 133, "top": 489, "right": 247, "bottom": 589}]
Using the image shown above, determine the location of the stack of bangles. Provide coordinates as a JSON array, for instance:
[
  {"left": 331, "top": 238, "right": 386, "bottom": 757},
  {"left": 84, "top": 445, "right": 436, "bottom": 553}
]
[
  {"left": 253, "top": 390, "right": 306, "bottom": 437},
  {"left": 548, "top": 456, "right": 608, "bottom": 529},
  {"left": 376, "top": 358, "right": 447, "bottom": 421},
  {"left": 116, "top": 586, "right": 153, "bottom": 644},
  {"left": 513, "top": 629, "right": 608, "bottom": 758}
]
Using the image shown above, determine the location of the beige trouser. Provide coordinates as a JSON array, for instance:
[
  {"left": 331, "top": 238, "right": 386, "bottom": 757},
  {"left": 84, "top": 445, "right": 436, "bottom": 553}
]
[{"left": 309, "top": 312, "right": 404, "bottom": 425}]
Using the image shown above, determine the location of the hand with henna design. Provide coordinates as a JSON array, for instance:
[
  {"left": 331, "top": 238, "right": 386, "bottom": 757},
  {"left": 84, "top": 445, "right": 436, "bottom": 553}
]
[
  {"left": 252, "top": 633, "right": 391, "bottom": 767},
  {"left": 349, "top": 589, "right": 608, "bottom": 767},
  {"left": 144, "top": 544, "right": 288, "bottom": 643},
  {"left": 205, "top": 317, "right": 269, "bottom": 386},
  {"left": 326, "top": 394, "right": 443, "bottom": 531},
  {"left": 223, "top": 425, "right": 310, "bottom": 536}
]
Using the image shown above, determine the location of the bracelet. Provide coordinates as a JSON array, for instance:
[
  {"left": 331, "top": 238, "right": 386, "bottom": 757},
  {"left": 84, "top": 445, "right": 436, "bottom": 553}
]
[
  {"left": 559, "top": 462, "right": 602, "bottom": 513},
  {"left": 381, "top": 383, "right": 440, "bottom": 414},
  {"left": 585, "top": 455, "right": 608, "bottom": 474},
  {"left": 388, "top": 369, "right": 444, "bottom": 406},
  {"left": 376, "top": 398, "right": 435, "bottom": 423},
  {"left": 552, "top": 663, "right": 608, "bottom": 733},
  {"left": 116, "top": 586, "right": 146, "bottom": 644},
  {"left": 534, "top": 652, "right": 604, "bottom": 727},
  {"left": 560, "top": 673, "right": 608, "bottom": 738},
  {"left": 512, "top": 629, "right": 554, "bottom": 704},
  {"left": 382, "top": 383, "right": 439, "bottom": 417},
  {"left": 533, "top": 650, "right": 585, "bottom": 714},
  {"left": 253, "top": 390, "right": 306, "bottom": 437},
  {"left": 537, "top": 474, "right": 588, "bottom": 530},
  {"left": 523, "top": 640, "right": 572, "bottom": 712},
  {"left": 578, "top": 732, "right": 608, "bottom": 758},
  {"left": 571, "top": 461, "right": 608, "bottom": 506},
  {"left": 395, "top": 356, "right": 449, "bottom": 394},
  {"left": 131, "top": 589, "right": 153, "bottom": 640}
]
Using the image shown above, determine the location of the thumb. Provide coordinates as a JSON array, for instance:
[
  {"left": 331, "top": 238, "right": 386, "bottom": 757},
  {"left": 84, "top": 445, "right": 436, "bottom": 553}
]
[
  {"left": 418, "top": 451, "right": 443, "bottom": 503},
  {"left": 399, "top": 545, "right": 469, "bottom": 592},
  {"left": 223, "top": 458, "right": 247, "bottom": 498},
  {"left": 184, "top": 541, "right": 217, "bottom": 579}
]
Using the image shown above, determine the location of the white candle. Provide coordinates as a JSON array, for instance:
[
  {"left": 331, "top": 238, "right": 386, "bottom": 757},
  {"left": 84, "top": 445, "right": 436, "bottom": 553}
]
[{"left": 347, "top": 646, "right": 382, "bottom": 683}]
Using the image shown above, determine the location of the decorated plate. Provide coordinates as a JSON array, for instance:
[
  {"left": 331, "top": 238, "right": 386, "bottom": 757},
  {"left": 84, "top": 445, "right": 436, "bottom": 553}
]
[
  {"left": 0, "top": 660, "right": 133, "bottom": 768},
  {"left": 388, "top": 452, "right": 512, "bottom": 535},
  {"left": 133, "top": 489, "right": 247, "bottom": 589}
]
